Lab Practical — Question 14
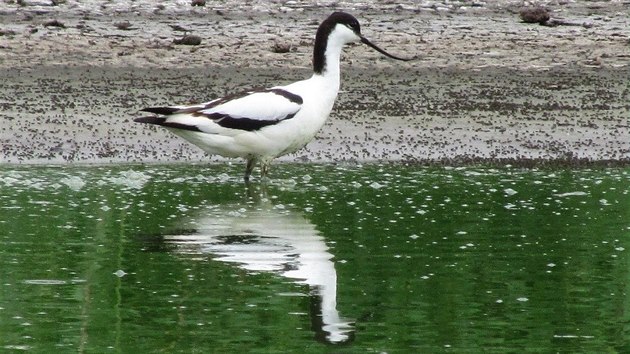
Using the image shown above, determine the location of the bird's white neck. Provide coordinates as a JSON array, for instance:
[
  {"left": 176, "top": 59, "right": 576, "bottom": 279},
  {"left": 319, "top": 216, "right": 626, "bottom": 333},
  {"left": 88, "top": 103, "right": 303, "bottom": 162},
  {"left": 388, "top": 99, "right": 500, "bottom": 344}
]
[{"left": 313, "top": 46, "right": 342, "bottom": 91}]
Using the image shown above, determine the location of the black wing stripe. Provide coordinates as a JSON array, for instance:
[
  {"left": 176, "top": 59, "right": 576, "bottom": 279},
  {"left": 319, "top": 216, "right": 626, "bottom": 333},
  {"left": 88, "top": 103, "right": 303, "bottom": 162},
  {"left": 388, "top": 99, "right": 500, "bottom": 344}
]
[
  {"left": 198, "top": 112, "right": 299, "bottom": 131},
  {"left": 182, "top": 88, "right": 302, "bottom": 114},
  {"left": 178, "top": 89, "right": 262, "bottom": 114},
  {"left": 269, "top": 88, "right": 303, "bottom": 104},
  {"left": 134, "top": 116, "right": 201, "bottom": 132}
]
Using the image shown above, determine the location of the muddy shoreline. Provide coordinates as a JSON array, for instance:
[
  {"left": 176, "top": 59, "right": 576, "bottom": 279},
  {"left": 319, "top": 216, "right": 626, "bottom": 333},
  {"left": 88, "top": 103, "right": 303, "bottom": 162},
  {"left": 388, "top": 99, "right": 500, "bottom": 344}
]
[{"left": 1, "top": 1, "right": 629, "bottom": 166}]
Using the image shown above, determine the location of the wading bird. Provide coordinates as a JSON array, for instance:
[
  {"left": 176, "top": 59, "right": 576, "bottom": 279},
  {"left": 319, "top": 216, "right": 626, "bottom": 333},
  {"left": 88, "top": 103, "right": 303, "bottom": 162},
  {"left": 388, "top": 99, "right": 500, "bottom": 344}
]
[{"left": 135, "top": 12, "right": 410, "bottom": 181}]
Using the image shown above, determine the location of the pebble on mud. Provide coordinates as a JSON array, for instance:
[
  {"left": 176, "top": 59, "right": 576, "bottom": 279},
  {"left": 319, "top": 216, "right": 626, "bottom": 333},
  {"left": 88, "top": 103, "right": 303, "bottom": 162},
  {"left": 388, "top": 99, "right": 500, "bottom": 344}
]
[
  {"left": 519, "top": 6, "right": 550, "bottom": 24},
  {"left": 272, "top": 42, "right": 292, "bottom": 53},
  {"left": 173, "top": 35, "right": 202, "bottom": 45},
  {"left": 43, "top": 19, "right": 66, "bottom": 28},
  {"left": 115, "top": 21, "right": 133, "bottom": 30}
]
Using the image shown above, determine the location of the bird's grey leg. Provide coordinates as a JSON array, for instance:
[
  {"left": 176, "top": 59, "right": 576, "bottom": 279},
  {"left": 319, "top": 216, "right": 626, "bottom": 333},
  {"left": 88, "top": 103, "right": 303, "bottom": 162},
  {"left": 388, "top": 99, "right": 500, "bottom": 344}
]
[
  {"left": 245, "top": 158, "right": 256, "bottom": 181},
  {"left": 260, "top": 163, "right": 270, "bottom": 180}
]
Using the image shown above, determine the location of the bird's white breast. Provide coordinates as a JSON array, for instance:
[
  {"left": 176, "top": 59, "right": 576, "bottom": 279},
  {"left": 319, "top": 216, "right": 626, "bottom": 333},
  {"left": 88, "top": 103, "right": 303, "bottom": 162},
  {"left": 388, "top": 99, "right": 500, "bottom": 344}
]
[{"left": 257, "top": 74, "right": 340, "bottom": 158}]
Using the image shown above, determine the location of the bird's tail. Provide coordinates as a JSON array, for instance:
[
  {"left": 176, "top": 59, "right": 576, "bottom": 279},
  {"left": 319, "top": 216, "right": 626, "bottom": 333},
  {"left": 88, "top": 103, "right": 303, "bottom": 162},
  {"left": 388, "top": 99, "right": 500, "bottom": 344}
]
[{"left": 134, "top": 107, "right": 179, "bottom": 124}]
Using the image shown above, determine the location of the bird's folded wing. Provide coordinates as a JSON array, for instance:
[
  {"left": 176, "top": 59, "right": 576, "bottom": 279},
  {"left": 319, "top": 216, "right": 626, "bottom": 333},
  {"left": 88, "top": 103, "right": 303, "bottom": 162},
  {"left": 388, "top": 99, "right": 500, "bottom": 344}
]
[{"left": 139, "top": 88, "right": 303, "bottom": 134}]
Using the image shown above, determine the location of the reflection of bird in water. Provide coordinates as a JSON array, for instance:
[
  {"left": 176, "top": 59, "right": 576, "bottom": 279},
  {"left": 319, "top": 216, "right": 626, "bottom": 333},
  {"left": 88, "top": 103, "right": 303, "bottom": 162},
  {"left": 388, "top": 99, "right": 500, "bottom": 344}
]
[{"left": 164, "top": 190, "right": 354, "bottom": 344}]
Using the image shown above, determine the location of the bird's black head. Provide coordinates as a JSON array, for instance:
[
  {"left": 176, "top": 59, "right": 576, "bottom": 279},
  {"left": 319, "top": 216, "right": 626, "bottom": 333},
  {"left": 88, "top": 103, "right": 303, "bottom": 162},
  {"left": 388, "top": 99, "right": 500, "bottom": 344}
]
[
  {"left": 312, "top": 11, "right": 410, "bottom": 74},
  {"left": 326, "top": 11, "right": 361, "bottom": 36},
  {"left": 313, "top": 12, "right": 361, "bottom": 74}
]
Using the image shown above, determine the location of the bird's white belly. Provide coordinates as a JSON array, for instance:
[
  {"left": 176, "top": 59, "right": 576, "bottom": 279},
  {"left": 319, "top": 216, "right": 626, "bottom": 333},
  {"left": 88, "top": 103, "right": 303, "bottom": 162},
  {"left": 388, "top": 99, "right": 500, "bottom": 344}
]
[
  {"left": 275, "top": 115, "right": 327, "bottom": 152},
  {"left": 169, "top": 129, "right": 244, "bottom": 158},
  {"left": 240, "top": 109, "right": 330, "bottom": 159},
  {"left": 168, "top": 111, "right": 328, "bottom": 160}
]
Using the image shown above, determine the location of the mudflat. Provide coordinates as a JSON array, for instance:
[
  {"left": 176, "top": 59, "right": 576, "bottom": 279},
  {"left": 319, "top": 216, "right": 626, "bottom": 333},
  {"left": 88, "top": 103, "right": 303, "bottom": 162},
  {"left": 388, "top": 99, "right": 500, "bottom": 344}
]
[{"left": 1, "top": 0, "right": 628, "bottom": 165}]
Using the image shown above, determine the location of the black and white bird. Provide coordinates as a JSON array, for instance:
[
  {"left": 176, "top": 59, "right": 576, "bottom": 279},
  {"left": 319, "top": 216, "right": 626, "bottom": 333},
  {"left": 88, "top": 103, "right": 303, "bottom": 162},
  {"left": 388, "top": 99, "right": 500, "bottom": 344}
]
[{"left": 135, "top": 12, "right": 410, "bottom": 181}]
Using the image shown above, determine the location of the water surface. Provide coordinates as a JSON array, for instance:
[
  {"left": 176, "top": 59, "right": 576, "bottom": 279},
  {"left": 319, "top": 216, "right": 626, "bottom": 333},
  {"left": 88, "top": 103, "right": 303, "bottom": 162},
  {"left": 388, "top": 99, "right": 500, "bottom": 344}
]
[{"left": 1, "top": 164, "right": 628, "bottom": 352}]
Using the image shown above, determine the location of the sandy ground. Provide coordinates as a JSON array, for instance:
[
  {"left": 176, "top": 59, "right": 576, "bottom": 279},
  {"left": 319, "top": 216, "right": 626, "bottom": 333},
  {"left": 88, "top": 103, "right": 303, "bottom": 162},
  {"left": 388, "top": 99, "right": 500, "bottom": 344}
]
[{"left": 0, "top": 0, "right": 629, "bottom": 166}]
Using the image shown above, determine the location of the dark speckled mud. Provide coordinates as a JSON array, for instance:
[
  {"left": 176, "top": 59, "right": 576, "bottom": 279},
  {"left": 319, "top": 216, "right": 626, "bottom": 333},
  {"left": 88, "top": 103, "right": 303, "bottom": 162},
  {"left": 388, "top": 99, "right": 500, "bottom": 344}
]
[{"left": 1, "top": 0, "right": 628, "bottom": 166}]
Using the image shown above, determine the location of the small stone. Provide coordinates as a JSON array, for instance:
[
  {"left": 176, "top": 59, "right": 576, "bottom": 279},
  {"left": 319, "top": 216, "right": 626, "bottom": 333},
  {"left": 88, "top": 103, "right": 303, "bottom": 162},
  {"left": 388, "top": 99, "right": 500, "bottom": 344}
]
[
  {"left": 519, "top": 6, "right": 550, "bottom": 24},
  {"left": 272, "top": 42, "right": 292, "bottom": 53},
  {"left": 43, "top": 19, "right": 65, "bottom": 28},
  {"left": 173, "top": 35, "right": 202, "bottom": 46},
  {"left": 114, "top": 21, "right": 133, "bottom": 30}
]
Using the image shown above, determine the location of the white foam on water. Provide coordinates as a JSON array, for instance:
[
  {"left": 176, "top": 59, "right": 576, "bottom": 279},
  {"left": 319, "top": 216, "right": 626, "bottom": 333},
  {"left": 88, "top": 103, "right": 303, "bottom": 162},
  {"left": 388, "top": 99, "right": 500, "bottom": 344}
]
[
  {"left": 555, "top": 191, "right": 588, "bottom": 197},
  {"left": 60, "top": 176, "right": 86, "bottom": 191},
  {"left": 102, "top": 170, "right": 151, "bottom": 189},
  {"left": 23, "top": 279, "right": 67, "bottom": 285}
]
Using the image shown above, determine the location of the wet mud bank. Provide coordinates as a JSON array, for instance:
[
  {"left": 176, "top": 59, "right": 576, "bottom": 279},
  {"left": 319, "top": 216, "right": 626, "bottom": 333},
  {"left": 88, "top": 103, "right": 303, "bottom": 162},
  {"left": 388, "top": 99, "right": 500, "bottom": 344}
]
[
  {"left": 2, "top": 65, "right": 627, "bottom": 166},
  {"left": 1, "top": 1, "right": 628, "bottom": 166}
]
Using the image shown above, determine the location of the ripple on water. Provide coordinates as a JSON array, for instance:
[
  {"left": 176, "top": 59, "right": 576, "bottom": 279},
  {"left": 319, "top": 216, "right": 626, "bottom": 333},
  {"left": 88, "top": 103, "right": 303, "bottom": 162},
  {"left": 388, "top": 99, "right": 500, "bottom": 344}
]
[
  {"left": 23, "top": 279, "right": 67, "bottom": 285},
  {"left": 22, "top": 278, "right": 86, "bottom": 285}
]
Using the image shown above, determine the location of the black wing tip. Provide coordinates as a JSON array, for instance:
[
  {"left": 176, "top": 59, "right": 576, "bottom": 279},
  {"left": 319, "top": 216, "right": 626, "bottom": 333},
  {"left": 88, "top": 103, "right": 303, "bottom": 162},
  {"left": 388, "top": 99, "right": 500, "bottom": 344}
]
[
  {"left": 133, "top": 116, "right": 202, "bottom": 132},
  {"left": 135, "top": 107, "right": 177, "bottom": 124},
  {"left": 140, "top": 107, "right": 180, "bottom": 115},
  {"left": 134, "top": 116, "right": 166, "bottom": 124}
]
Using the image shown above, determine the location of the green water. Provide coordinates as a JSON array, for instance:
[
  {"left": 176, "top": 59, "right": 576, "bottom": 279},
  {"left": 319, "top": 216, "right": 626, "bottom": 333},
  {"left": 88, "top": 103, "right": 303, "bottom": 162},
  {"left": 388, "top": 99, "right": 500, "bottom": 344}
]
[{"left": 0, "top": 164, "right": 629, "bottom": 353}]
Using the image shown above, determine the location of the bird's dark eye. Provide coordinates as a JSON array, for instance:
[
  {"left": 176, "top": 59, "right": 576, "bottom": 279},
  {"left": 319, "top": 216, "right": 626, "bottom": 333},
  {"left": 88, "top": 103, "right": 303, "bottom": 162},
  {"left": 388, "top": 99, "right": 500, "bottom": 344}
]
[{"left": 348, "top": 20, "right": 360, "bottom": 32}]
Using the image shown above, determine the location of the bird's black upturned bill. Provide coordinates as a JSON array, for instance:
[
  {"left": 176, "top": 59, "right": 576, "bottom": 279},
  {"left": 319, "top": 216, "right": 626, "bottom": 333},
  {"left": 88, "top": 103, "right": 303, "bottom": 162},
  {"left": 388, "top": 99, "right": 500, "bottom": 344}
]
[{"left": 360, "top": 36, "right": 411, "bottom": 61}]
